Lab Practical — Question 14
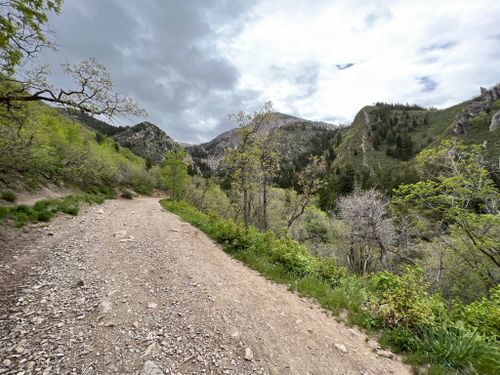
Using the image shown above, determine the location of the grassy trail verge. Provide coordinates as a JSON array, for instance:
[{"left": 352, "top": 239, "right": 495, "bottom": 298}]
[
  {"left": 0, "top": 190, "right": 115, "bottom": 227},
  {"left": 161, "top": 199, "right": 500, "bottom": 375}
]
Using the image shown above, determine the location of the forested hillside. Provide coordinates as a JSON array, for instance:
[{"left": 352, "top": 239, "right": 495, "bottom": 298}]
[{"left": 1, "top": 103, "right": 160, "bottom": 192}]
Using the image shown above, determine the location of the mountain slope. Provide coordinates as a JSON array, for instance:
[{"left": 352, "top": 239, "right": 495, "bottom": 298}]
[
  {"left": 330, "top": 85, "right": 500, "bottom": 173},
  {"left": 113, "top": 121, "right": 179, "bottom": 164},
  {"left": 186, "top": 112, "right": 340, "bottom": 177},
  {"left": 317, "top": 84, "right": 500, "bottom": 208}
]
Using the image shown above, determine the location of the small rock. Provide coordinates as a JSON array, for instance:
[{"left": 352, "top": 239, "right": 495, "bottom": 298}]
[
  {"left": 244, "top": 347, "right": 254, "bottom": 361},
  {"left": 376, "top": 349, "right": 394, "bottom": 359},
  {"left": 99, "top": 300, "right": 113, "bottom": 314},
  {"left": 26, "top": 361, "right": 35, "bottom": 371},
  {"left": 132, "top": 321, "right": 139, "bottom": 329},
  {"left": 114, "top": 229, "right": 128, "bottom": 237},
  {"left": 77, "top": 279, "right": 84, "bottom": 287},
  {"left": 141, "top": 360, "right": 164, "bottom": 375},
  {"left": 367, "top": 339, "right": 380, "bottom": 351},
  {"left": 3, "top": 359, "right": 11, "bottom": 366},
  {"left": 147, "top": 302, "right": 158, "bottom": 309},
  {"left": 142, "top": 342, "right": 159, "bottom": 358},
  {"left": 334, "top": 343, "right": 348, "bottom": 354},
  {"left": 97, "top": 209, "right": 104, "bottom": 214}
]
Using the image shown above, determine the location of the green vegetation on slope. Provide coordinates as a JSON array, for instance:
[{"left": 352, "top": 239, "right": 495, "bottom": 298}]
[
  {"left": 161, "top": 199, "right": 500, "bottom": 375},
  {"left": 0, "top": 101, "right": 162, "bottom": 194},
  {"left": 0, "top": 192, "right": 112, "bottom": 227},
  {"left": 318, "top": 99, "right": 499, "bottom": 209}
]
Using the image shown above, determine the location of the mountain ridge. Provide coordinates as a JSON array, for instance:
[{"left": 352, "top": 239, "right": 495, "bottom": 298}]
[{"left": 69, "top": 85, "right": 500, "bottom": 189}]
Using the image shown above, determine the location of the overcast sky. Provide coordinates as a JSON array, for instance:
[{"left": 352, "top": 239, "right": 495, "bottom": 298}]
[{"left": 42, "top": 0, "right": 500, "bottom": 143}]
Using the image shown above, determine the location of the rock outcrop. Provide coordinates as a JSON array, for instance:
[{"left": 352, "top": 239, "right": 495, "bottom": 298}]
[
  {"left": 113, "top": 122, "right": 179, "bottom": 164},
  {"left": 186, "top": 112, "right": 338, "bottom": 173},
  {"left": 490, "top": 110, "right": 500, "bottom": 131},
  {"left": 453, "top": 84, "right": 500, "bottom": 135}
]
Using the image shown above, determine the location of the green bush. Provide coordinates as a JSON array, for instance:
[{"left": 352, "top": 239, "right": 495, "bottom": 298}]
[
  {"left": 15, "top": 204, "right": 31, "bottom": 214},
  {"left": 368, "top": 268, "right": 447, "bottom": 328},
  {"left": 314, "top": 258, "right": 348, "bottom": 287},
  {"left": 14, "top": 211, "right": 29, "bottom": 227},
  {"left": 0, "top": 192, "right": 110, "bottom": 227},
  {"left": 0, "top": 190, "right": 17, "bottom": 202},
  {"left": 457, "top": 284, "right": 500, "bottom": 338},
  {"left": 61, "top": 206, "right": 79, "bottom": 216},
  {"left": 269, "top": 238, "right": 319, "bottom": 276},
  {"left": 34, "top": 209, "right": 53, "bottom": 222},
  {"left": 0, "top": 206, "right": 10, "bottom": 219},
  {"left": 380, "top": 326, "right": 419, "bottom": 352}
]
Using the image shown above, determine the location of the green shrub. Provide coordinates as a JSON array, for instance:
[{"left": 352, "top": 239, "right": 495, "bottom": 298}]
[
  {"left": 0, "top": 206, "right": 10, "bottom": 219},
  {"left": 14, "top": 211, "right": 29, "bottom": 227},
  {"left": 1, "top": 190, "right": 17, "bottom": 202},
  {"left": 380, "top": 326, "right": 419, "bottom": 352},
  {"left": 457, "top": 284, "right": 500, "bottom": 338},
  {"left": 33, "top": 199, "right": 56, "bottom": 212},
  {"left": 0, "top": 192, "right": 110, "bottom": 227},
  {"left": 61, "top": 206, "right": 79, "bottom": 216},
  {"left": 34, "top": 209, "right": 53, "bottom": 222},
  {"left": 132, "top": 183, "right": 152, "bottom": 195},
  {"left": 269, "top": 238, "right": 319, "bottom": 276},
  {"left": 368, "top": 268, "right": 447, "bottom": 328},
  {"left": 314, "top": 258, "right": 348, "bottom": 287}
]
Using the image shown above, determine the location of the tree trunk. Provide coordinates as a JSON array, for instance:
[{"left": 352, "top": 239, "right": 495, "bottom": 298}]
[
  {"left": 243, "top": 188, "right": 249, "bottom": 229},
  {"left": 262, "top": 176, "right": 268, "bottom": 231}
]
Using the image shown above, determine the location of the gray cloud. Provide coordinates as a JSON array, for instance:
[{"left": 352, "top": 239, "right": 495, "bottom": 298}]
[
  {"left": 421, "top": 41, "right": 457, "bottom": 52},
  {"left": 39, "top": 1, "right": 500, "bottom": 143},
  {"left": 418, "top": 76, "right": 438, "bottom": 93},
  {"left": 336, "top": 63, "right": 354, "bottom": 70},
  {"left": 43, "top": 0, "right": 257, "bottom": 143}
]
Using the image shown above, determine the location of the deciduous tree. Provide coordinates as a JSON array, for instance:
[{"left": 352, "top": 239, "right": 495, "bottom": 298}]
[{"left": 161, "top": 149, "right": 189, "bottom": 201}]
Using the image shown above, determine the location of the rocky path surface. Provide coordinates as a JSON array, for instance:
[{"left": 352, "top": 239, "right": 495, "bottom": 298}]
[{"left": 0, "top": 198, "right": 411, "bottom": 375}]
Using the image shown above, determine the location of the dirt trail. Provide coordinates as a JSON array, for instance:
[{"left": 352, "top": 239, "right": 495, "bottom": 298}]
[{"left": 0, "top": 198, "right": 411, "bottom": 374}]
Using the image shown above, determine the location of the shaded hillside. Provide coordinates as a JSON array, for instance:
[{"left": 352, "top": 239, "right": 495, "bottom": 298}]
[
  {"left": 113, "top": 122, "right": 179, "bottom": 165},
  {"left": 186, "top": 112, "right": 340, "bottom": 179},
  {"left": 62, "top": 109, "right": 128, "bottom": 136}
]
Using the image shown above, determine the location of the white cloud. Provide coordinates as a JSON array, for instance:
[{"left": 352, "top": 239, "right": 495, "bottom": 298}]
[
  {"left": 43, "top": 0, "right": 500, "bottom": 142},
  {"left": 219, "top": 0, "right": 500, "bottom": 124}
]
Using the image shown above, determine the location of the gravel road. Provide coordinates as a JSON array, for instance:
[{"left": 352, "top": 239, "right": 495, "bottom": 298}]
[{"left": 0, "top": 197, "right": 411, "bottom": 374}]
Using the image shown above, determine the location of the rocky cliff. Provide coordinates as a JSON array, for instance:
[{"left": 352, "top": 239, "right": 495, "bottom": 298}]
[
  {"left": 113, "top": 122, "right": 179, "bottom": 164},
  {"left": 186, "top": 112, "right": 338, "bottom": 174},
  {"left": 453, "top": 84, "right": 500, "bottom": 135}
]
